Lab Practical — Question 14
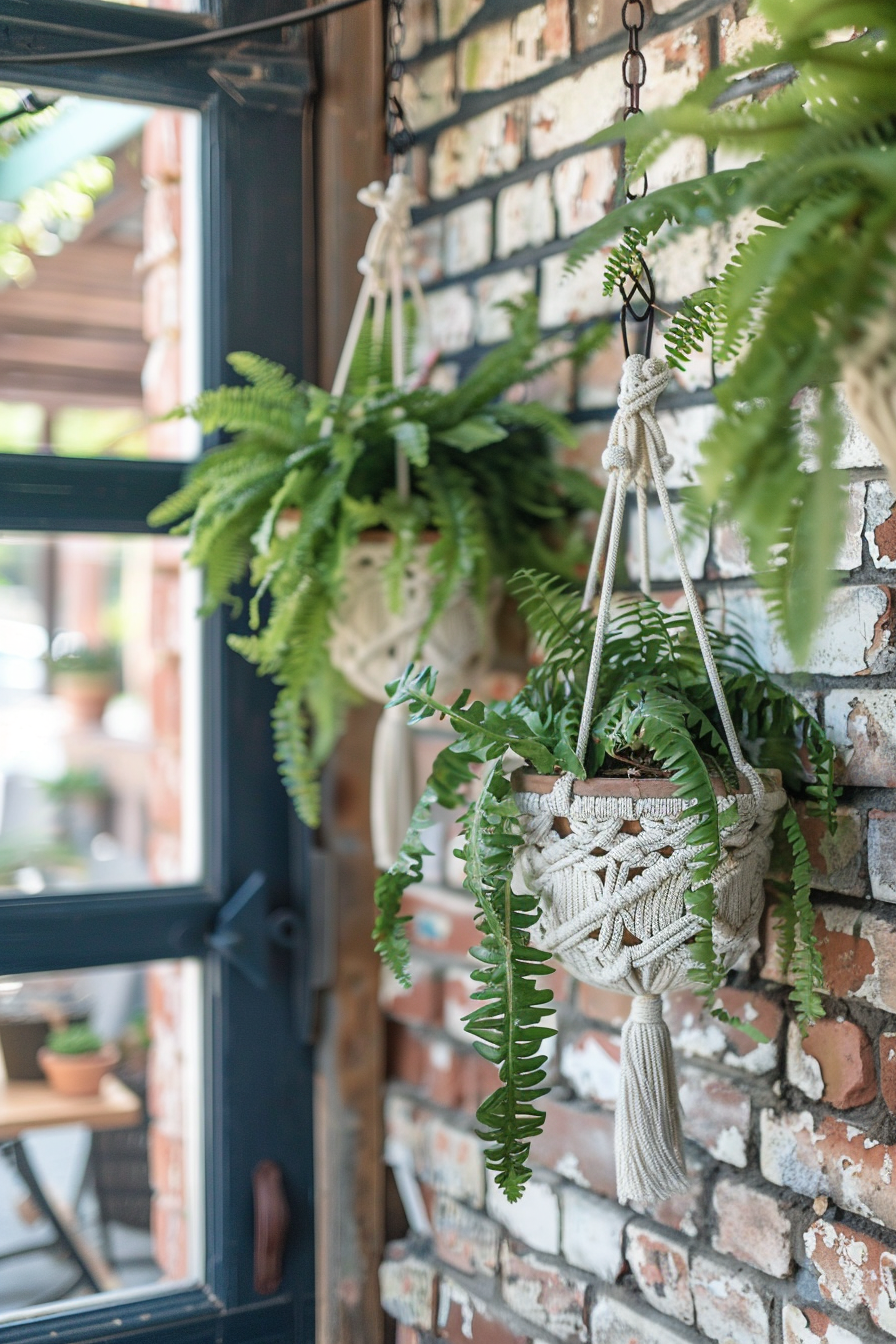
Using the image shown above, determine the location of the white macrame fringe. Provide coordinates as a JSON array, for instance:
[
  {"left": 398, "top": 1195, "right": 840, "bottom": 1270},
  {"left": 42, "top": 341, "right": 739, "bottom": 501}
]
[{"left": 615, "top": 994, "right": 687, "bottom": 1204}]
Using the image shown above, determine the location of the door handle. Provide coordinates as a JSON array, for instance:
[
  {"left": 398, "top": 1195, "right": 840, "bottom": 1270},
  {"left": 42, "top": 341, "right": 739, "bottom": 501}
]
[{"left": 253, "top": 1160, "right": 289, "bottom": 1295}]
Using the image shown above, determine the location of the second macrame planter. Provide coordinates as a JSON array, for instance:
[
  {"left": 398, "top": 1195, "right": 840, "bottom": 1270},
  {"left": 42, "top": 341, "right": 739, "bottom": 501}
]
[
  {"left": 512, "top": 354, "right": 785, "bottom": 1204},
  {"left": 331, "top": 536, "right": 493, "bottom": 870}
]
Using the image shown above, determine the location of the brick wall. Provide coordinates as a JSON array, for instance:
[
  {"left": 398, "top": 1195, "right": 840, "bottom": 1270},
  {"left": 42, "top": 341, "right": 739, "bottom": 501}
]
[{"left": 378, "top": 2, "right": 896, "bottom": 1342}]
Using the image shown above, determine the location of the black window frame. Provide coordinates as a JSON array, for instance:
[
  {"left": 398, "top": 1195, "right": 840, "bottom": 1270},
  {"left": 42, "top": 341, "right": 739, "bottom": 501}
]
[{"left": 0, "top": 4, "right": 316, "bottom": 1340}]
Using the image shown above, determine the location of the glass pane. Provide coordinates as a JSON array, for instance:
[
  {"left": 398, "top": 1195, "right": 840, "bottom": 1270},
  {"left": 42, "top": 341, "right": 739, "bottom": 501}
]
[
  {"left": 0, "top": 960, "right": 203, "bottom": 1319},
  {"left": 0, "top": 89, "right": 201, "bottom": 459},
  {"left": 0, "top": 534, "right": 201, "bottom": 894}
]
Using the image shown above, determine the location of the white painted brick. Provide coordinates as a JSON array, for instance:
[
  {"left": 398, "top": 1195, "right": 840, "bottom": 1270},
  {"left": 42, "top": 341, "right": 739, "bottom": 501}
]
[
  {"left": 691, "top": 1253, "right": 771, "bottom": 1344},
  {"left": 552, "top": 148, "right": 615, "bottom": 239},
  {"left": 866, "top": 478, "right": 896, "bottom": 568},
  {"left": 402, "top": 53, "right": 458, "bottom": 131},
  {"left": 444, "top": 198, "right": 493, "bottom": 276},
  {"left": 474, "top": 267, "right": 536, "bottom": 344},
  {"left": 560, "top": 1186, "right": 629, "bottom": 1280},
  {"left": 427, "top": 284, "right": 475, "bottom": 354},
  {"left": 625, "top": 499, "right": 709, "bottom": 584},
  {"left": 869, "top": 811, "right": 896, "bottom": 903},
  {"left": 496, "top": 173, "right": 554, "bottom": 258},
  {"left": 826, "top": 689, "right": 896, "bottom": 787},
  {"left": 539, "top": 250, "right": 616, "bottom": 328},
  {"left": 430, "top": 103, "right": 527, "bottom": 200},
  {"left": 485, "top": 1170, "right": 560, "bottom": 1255}
]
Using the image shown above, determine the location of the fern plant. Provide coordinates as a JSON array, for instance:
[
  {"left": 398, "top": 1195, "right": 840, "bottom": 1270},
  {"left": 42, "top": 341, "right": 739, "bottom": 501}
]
[
  {"left": 150, "top": 298, "right": 608, "bottom": 827},
  {"left": 567, "top": 0, "right": 896, "bottom": 658},
  {"left": 375, "top": 569, "right": 837, "bottom": 1198}
]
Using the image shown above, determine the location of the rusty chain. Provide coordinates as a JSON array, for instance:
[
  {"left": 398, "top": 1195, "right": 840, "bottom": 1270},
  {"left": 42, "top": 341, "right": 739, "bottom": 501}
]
[
  {"left": 386, "top": 0, "right": 415, "bottom": 164},
  {"left": 619, "top": 0, "right": 655, "bottom": 356}
]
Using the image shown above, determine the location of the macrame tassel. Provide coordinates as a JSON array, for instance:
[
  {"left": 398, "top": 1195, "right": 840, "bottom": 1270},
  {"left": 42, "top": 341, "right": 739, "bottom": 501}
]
[
  {"left": 615, "top": 994, "right": 688, "bottom": 1204},
  {"left": 370, "top": 701, "right": 416, "bottom": 871}
]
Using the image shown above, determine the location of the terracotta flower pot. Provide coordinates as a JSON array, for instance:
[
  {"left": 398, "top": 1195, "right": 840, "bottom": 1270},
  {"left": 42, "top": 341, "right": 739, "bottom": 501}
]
[
  {"left": 38, "top": 1043, "right": 120, "bottom": 1097},
  {"left": 53, "top": 672, "right": 116, "bottom": 726}
]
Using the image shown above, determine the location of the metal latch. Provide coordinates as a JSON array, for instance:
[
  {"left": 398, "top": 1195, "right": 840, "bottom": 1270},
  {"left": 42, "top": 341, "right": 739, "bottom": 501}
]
[{"left": 207, "top": 871, "right": 300, "bottom": 991}]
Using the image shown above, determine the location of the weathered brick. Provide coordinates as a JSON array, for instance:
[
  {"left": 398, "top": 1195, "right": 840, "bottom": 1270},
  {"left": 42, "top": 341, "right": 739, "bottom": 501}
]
[
  {"left": 496, "top": 173, "right": 554, "bottom": 258},
  {"left": 430, "top": 104, "right": 527, "bottom": 200},
  {"left": 399, "top": 0, "right": 437, "bottom": 59},
  {"left": 475, "top": 268, "right": 536, "bottom": 344},
  {"left": 486, "top": 1171, "right": 561, "bottom": 1255},
  {"left": 437, "top": 0, "right": 485, "bottom": 40},
  {"left": 561, "top": 1185, "right": 629, "bottom": 1280},
  {"left": 381, "top": 957, "right": 444, "bottom": 1026},
  {"left": 433, "top": 1194, "right": 501, "bottom": 1276},
  {"left": 626, "top": 1220, "right": 693, "bottom": 1325},
  {"left": 442, "top": 966, "right": 476, "bottom": 1041},
  {"left": 559, "top": 1027, "right": 620, "bottom": 1106},
  {"left": 380, "top": 1243, "right": 437, "bottom": 1330},
  {"left": 529, "top": 54, "right": 621, "bottom": 159},
  {"left": 625, "top": 499, "right": 709, "bottom": 583},
  {"left": 712, "top": 1179, "right": 793, "bottom": 1279},
  {"left": 826, "top": 690, "right": 896, "bottom": 787},
  {"left": 395, "top": 1326, "right": 421, "bottom": 1344},
  {"left": 793, "top": 804, "right": 866, "bottom": 899},
  {"left": 576, "top": 982, "right": 632, "bottom": 1027},
  {"left": 427, "top": 285, "right": 476, "bottom": 354},
  {"left": 500, "top": 1241, "right": 589, "bottom": 1341},
  {"left": 405, "top": 885, "right": 478, "bottom": 957},
  {"left": 385, "top": 1089, "right": 425, "bottom": 1171},
  {"left": 657, "top": 403, "right": 717, "bottom": 488},
  {"left": 458, "top": 0, "right": 569, "bottom": 91},
  {"left": 552, "top": 148, "right": 615, "bottom": 239},
  {"left": 713, "top": 586, "right": 896, "bottom": 678},
  {"left": 507, "top": 336, "right": 573, "bottom": 411},
  {"left": 867, "top": 479, "right": 896, "bottom": 568},
  {"left": 403, "top": 53, "right": 458, "bottom": 131},
  {"left": 870, "top": 810, "right": 896, "bottom": 903},
  {"left": 633, "top": 1157, "right": 706, "bottom": 1239},
  {"left": 691, "top": 1253, "right": 771, "bottom": 1344},
  {"left": 785, "top": 1020, "right": 825, "bottom": 1102},
  {"left": 719, "top": 6, "right": 774, "bottom": 61},
  {"left": 792, "top": 1017, "right": 877, "bottom": 1110},
  {"left": 539, "top": 250, "right": 616, "bottom": 328},
  {"left": 882, "top": 1032, "right": 896, "bottom": 1114},
  {"left": 444, "top": 199, "right": 493, "bottom": 276},
  {"left": 590, "top": 1293, "right": 702, "bottom": 1344},
  {"left": 664, "top": 986, "right": 782, "bottom": 1075},
  {"left": 423, "top": 1114, "right": 486, "bottom": 1206},
  {"left": 781, "top": 1302, "right": 867, "bottom": 1344},
  {"left": 437, "top": 1278, "right": 531, "bottom": 1343},
  {"left": 761, "top": 1110, "right": 896, "bottom": 1230},
  {"left": 804, "top": 1217, "right": 896, "bottom": 1337},
  {"left": 529, "top": 1094, "right": 616, "bottom": 1195},
  {"left": 678, "top": 1066, "right": 751, "bottom": 1168}
]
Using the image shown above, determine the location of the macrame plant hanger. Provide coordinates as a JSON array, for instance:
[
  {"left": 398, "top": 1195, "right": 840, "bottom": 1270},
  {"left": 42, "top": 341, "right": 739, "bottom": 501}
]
[
  {"left": 513, "top": 3, "right": 785, "bottom": 1206},
  {"left": 327, "top": 3, "right": 489, "bottom": 870}
]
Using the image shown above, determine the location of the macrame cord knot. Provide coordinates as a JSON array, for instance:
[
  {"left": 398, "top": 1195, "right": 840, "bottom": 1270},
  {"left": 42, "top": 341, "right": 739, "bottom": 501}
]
[{"left": 356, "top": 172, "right": 419, "bottom": 296}]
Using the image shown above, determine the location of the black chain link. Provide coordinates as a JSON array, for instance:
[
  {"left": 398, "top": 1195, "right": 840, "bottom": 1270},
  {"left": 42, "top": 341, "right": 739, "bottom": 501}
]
[
  {"left": 386, "top": 0, "right": 415, "bottom": 164},
  {"left": 619, "top": 0, "right": 655, "bottom": 356}
]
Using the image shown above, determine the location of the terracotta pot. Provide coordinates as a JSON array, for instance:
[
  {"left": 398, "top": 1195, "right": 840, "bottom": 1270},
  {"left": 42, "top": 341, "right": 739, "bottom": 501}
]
[
  {"left": 38, "top": 1043, "right": 120, "bottom": 1097},
  {"left": 53, "top": 672, "right": 116, "bottom": 726}
]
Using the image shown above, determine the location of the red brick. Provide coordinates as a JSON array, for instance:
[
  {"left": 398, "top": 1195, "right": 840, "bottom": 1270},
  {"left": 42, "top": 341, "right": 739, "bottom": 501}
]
[
  {"left": 438, "top": 1280, "right": 532, "bottom": 1344},
  {"left": 782, "top": 1302, "right": 866, "bottom": 1344},
  {"left": 664, "top": 986, "right": 783, "bottom": 1074},
  {"left": 692, "top": 1253, "right": 771, "bottom": 1344},
  {"left": 142, "top": 110, "right": 183, "bottom": 184},
  {"left": 804, "top": 1218, "right": 896, "bottom": 1335},
  {"left": 529, "top": 1094, "right": 616, "bottom": 1196},
  {"left": 388, "top": 1022, "right": 428, "bottom": 1089},
  {"left": 442, "top": 965, "right": 475, "bottom": 1039},
  {"left": 380, "top": 1242, "right": 437, "bottom": 1331},
  {"left": 792, "top": 803, "right": 865, "bottom": 897},
  {"left": 396, "top": 1328, "right": 421, "bottom": 1344},
  {"left": 576, "top": 982, "right": 632, "bottom": 1027},
  {"left": 151, "top": 1194, "right": 188, "bottom": 1281},
  {"left": 826, "top": 689, "right": 896, "bottom": 786},
  {"left": 882, "top": 1031, "right": 896, "bottom": 1113},
  {"left": 499, "top": 1242, "right": 589, "bottom": 1341},
  {"left": 148, "top": 1126, "right": 185, "bottom": 1202},
  {"left": 405, "top": 886, "right": 479, "bottom": 957},
  {"left": 762, "top": 1110, "right": 896, "bottom": 1230},
  {"left": 433, "top": 1194, "right": 500, "bottom": 1277},
  {"left": 381, "top": 958, "right": 443, "bottom": 1027},
  {"left": 800, "top": 1018, "right": 876, "bottom": 1109},
  {"left": 142, "top": 335, "right": 182, "bottom": 417},
  {"left": 712, "top": 1179, "right": 793, "bottom": 1279},
  {"left": 423, "top": 1114, "right": 485, "bottom": 1206},
  {"left": 626, "top": 1220, "right": 693, "bottom": 1325},
  {"left": 143, "top": 259, "right": 180, "bottom": 342},
  {"left": 559, "top": 1027, "right": 620, "bottom": 1106},
  {"left": 634, "top": 1156, "right": 706, "bottom": 1238},
  {"left": 678, "top": 1066, "right": 751, "bottom": 1168}
]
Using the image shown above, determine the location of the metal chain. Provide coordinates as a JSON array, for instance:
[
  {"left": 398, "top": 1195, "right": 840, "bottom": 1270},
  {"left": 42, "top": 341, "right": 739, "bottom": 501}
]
[
  {"left": 619, "top": 0, "right": 655, "bottom": 356},
  {"left": 386, "top": 0, "right": 415, "bottom": 165}
]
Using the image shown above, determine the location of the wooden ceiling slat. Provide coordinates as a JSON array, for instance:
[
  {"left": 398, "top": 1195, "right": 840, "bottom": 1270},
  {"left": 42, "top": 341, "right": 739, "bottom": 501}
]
[{"left": 0, "top": 288, "right": 143, "bottom": 331}]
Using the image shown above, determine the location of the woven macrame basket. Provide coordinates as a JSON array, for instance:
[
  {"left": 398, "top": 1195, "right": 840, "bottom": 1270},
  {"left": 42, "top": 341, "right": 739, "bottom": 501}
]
[
  {"left": 515, "top": 353, "right": 787, "bottom": 1205},
  {"left": 329, "top": 537, "right": 492, "bottom": 706}
]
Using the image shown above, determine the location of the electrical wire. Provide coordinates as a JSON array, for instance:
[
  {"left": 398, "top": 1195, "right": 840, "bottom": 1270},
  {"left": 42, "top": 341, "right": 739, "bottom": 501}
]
[{"left": 0, "top": 0, "right": 371, "bottom": 65}]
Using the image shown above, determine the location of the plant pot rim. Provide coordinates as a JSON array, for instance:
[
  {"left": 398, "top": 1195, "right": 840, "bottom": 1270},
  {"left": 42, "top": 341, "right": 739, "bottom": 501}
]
[
  {"left": 38, "top": 1043, "right": 120, "bottom": 1067},
  {"left": 510, "top": 767, "right": 782, "bottom": 800}
]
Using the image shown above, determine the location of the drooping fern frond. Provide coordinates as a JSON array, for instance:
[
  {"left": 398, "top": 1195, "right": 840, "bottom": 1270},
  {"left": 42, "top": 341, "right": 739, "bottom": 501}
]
[{"left": 776, "top": 804, "right": 825, "bottom": 1031}]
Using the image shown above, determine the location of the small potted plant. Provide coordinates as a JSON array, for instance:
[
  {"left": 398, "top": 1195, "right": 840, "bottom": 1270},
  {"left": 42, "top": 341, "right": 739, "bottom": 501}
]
[
  {"left": 50, "top": 647, "right": 119, "bottom": 725},
  {"left": 150, "top": 298, "right": 607, "bottom": 827},
  {"left": 38, "top": 1023, "right": 120, "bottom": 1097},
  {"left": 374, "top": 569, "right": 835, "bottom": 1203}
]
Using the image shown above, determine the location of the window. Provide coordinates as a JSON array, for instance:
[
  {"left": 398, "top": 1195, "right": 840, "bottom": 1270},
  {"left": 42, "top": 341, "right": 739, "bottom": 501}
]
[{"left": 0, "top": 4, "right": 315, "bottom": 1341}]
